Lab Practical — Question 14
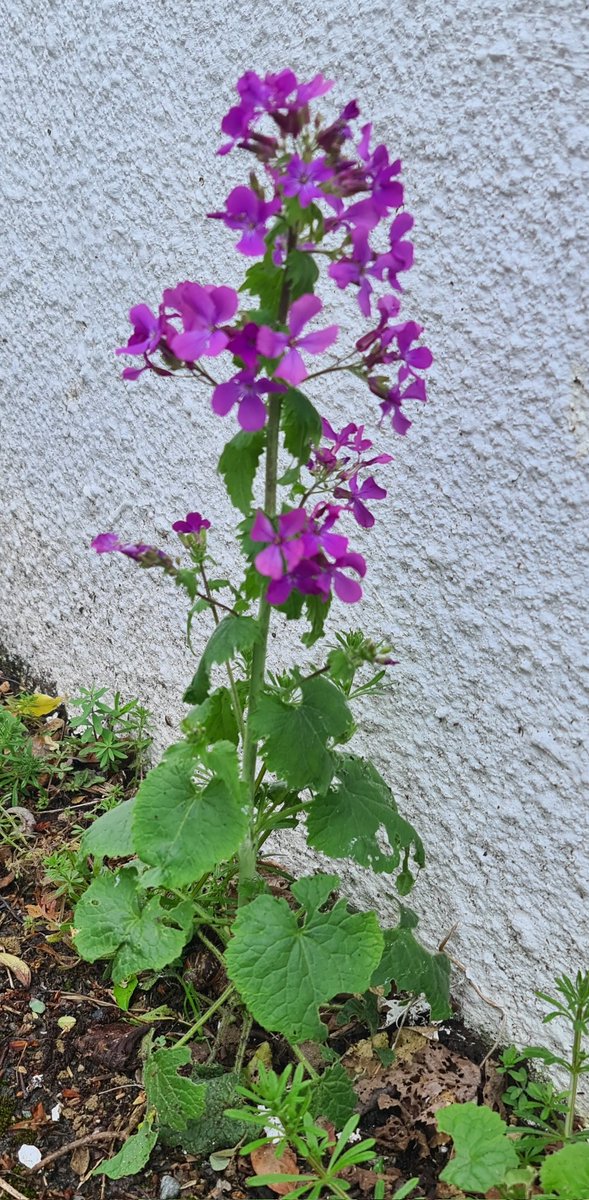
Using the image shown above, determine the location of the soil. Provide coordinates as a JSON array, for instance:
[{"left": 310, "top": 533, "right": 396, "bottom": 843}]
[{"left": 0, "top": 661, "right": 503, "bottom": 1200}]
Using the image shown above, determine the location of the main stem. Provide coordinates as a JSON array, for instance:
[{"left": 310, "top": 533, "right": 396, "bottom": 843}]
[
  {"left": 565, "top": 1020, "right": 583, "bottom": 1138},
  {"left": 238, "top": 228, "right": 296, "bottom": 903}
]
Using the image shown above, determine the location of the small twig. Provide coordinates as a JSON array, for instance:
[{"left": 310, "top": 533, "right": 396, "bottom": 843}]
[
  {"left": 31, "top": 1129, "right": 123, "bottom": 1172},
  {"left": 0, "top": 1178, "right": 32, "bottom": 1200}
]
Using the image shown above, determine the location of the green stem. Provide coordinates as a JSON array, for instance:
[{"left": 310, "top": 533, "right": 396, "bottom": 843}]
[
  {"left": 175, "top": 982, "right": 235, "bottom": 1048},
  {"left": 238, "top": 228, "right": 297, "bottom": 904},
  {"left": 293, "top": 1043, "right": 319, "bottom": 1081},
  {"left": 565, "top": 1022, "right": 583, "bottom": 1138}
]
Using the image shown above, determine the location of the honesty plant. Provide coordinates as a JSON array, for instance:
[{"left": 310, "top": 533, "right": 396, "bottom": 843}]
[{"left": 75, "top": 68, "right": 447, "bottom": 1163}]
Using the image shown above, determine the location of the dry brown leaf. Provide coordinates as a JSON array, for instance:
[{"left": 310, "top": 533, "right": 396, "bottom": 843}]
[
  {"left": 0, "top": 872, "right": 15, "bottom": 889},
  {"left": 70, "top": 1144, "right": 91, "bottom": 1175},
  {"left": 355, "top": 1040, "right": 481, "bottom": 1158},
  {"left": 0, "top": 951, "right": 31, "bottom": 987},
  {"left": 342, "top": 1033, "right": 390, "bottom": 1078},
  {"left": 250, "top": 1144, "right": 299, "bottom": 1196}
]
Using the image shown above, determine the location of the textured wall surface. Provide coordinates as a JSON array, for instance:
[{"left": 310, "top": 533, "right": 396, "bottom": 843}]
[{"left": 1, "top": 0, "right": 588, "bottom": 1077}]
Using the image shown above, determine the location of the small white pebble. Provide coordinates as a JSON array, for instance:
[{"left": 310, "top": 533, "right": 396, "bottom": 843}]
[
  {"left": 51, "top": 1103, "right": 62, "bottom": 1122},
  {"left": 18, "top": 1144, "right": 42, "bottom": 1168}
]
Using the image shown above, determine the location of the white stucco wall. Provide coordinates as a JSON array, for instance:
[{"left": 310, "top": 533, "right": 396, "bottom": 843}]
[{"left": 1, "top": 0, "right": 588, "bottom": 1082}]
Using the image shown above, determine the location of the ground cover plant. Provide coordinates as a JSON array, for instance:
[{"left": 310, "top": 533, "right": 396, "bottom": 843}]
[{"left": 1, "top": 68, "right": 587, "bottom": 1200}]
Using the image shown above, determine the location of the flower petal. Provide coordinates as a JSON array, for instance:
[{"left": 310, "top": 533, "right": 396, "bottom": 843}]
[
  {"left": 296, "top": 325, "right": 339, "bottom": 355},
  {"left": 212, "top": 379, "right": 240, "bottom": 416},
  {"left": 238, "top": 391, "right": 267, "bottom": 431},
  {"left": 288, "top": 293, "right": 323, "bottom": 338},
  {"left": 275, "top": 347, "right": 307, "bottom": 385}
]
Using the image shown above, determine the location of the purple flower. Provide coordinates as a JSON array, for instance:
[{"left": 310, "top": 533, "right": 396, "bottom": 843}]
[
  {"left": 172, "top": 512, "right": 211, "bottom": 535},
  {"left": 342, "top": 475, "right": 388, "bottom": 529},
  {"left": 356, "top": 294, "right": 402, "bottom": 356},
  {"left": 226, "top": 323, "right": 260, "bottom": 369},
  {"left": 91, "top": 533, "right": 170, "bottom": 566},
  {"left": 212, "top": 370, "right": 283, "bottom": 431},
  {"left": 218, "top": 70, "right": 333, "bottom": 153},
  {"left": 344, "top": 125, "right": 404, "bottom": 229},
  {"left": 385, "top": 212, "right": 414, "bottom": 285},
  {"left": 251, "top": 508, "right": 310, "bottom": 579},
  {"left": 369, "top": 373, "right": 428, "bottom": 436},
  {"left": 328, "top": 229, "right": 389, "bottom": 316},
  {"left": 116, "top": 304, "right": 163, "bottom": 358},
  {"left": 282, "top": 155, "right": 333, "bottom": 208},
  {"left": 395, "top": 321, "right": 434, "bottom": 379},
  {"left": 218, "top": 103, "right": 256, "bottom": 156},
  {"left": 257, "top": 294, "right": 338, "bottom": 386},
  {"left": 317, "top": 99, "right": 360, "bottom": 153},
  {"left": 164, "top": 282, "right": 238, "bottom": 362},
  {"left": 208, "top": 186, "right": 281, "bottom": 256}
]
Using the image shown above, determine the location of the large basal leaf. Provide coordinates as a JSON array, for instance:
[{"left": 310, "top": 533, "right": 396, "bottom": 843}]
[
  {"left": 184, "top": 614, "right": 261, "bottom": 705},
  {"left": 144, "top": 1045, "right": 206, "bottom": 1131},
  {"left": 251, "top": 677, "right": 353, "bottom": 793},
  {"left": 218, "top": 429, "right": 266, "bottom": 514},
  {"left": 132, "top": 741, "right": 247, "bottom": 887},
  {"left": 371, "top": 909, "right": 451, "bottom": 1021},
  {"left": 282, "top": 388, "right": 322, "bottom": 463},
  {"left": 437, "top": 1103, "right": 519, "bottom": 1192},
  {"left": 225, "top": 873, "right": 383, "bottom": 1042},
  {"left": 307, "top": 754, "right": 424, "bottom": 877},
  {"left": 93, "top": 1115, "right": 157, "bottom": 1178},
  {"left": 540, "top": 1142, "right": 589, "bottom": 1197},
  {"left": 81, "top": 797, "right": 136, "bottom": 859},
  {"left": 73, "top": 867, "right": 192, "bottom": 983}
]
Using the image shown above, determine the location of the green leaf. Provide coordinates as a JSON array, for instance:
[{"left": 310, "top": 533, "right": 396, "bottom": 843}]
[
  {"left": 144, "top": 1045, "right": 206, "bottom": 1131},
  {"left": 159, "top": 1068, "right": 253, "bottom": 1154},
  {"left": 132, "top": 742, "right": 247, "bottom": 886},
  {"left": 225, "top": 876, "right": 384, "bottom": 1042},
  {"left": 113, "top": 976, "right": 138, "bottom": 1011},
  {"left": 437, "top": 1103, "right": 519, "bottom": 1192},
  {"left": 307, "top": 754, "right": 424, "bottom": 877},
  {"left": 182, "top": 687, "right": 240, "bottom": 746},
  {"left": 218, "top": 429, "right": 266, "bottom": 514},
  {"left": 292, "top": 873, "right": 340, "bottom": 912},
  {"left": 285, "top": 249, "right": 320, "bottom": 301},
  {"left": 184, "top": 615, "right": 261, "bottom": 704},
  {"left": 301, "top": 594, "right": 331, "bottom": 647},
  {"left": 81, "top": 797, "right": 136, "bottom": 859},
  {"left": 282, "top": 388, "right": 322, "bottom": 463},
  {"left": 251, "top": 677, "right": 353, "bottom": 793},
  {"left": 336, "top": 991, "right": 381, "bottom": 1035},
  {"left": 371, "top": 920, "right": 451, "bottom": 1021},
  {"left": 310, "top": 1062, "right": 357, "bottom": 1128},
  {"left": 540, "top": 1142, "right": 589, "bottom": 1197},
  {"left": 240, "top": 258, "right": 284, "bottom": 318},
  {"left": 73, "top": 867, "right": 192, "bottom": 982},
  {"left": 93, "top": 1115, "right": 157, "bottom": 1178}
]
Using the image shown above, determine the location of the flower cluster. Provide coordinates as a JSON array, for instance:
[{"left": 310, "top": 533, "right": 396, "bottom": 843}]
[
  {"left": 309, "top": 419, "right": 393, "bottom": 529},
  {"left": 252, "top": 505, "right": 366, "bottom": 605},
  {"left": 106, "top": 70, "right": 433, "bottom": 610}
]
